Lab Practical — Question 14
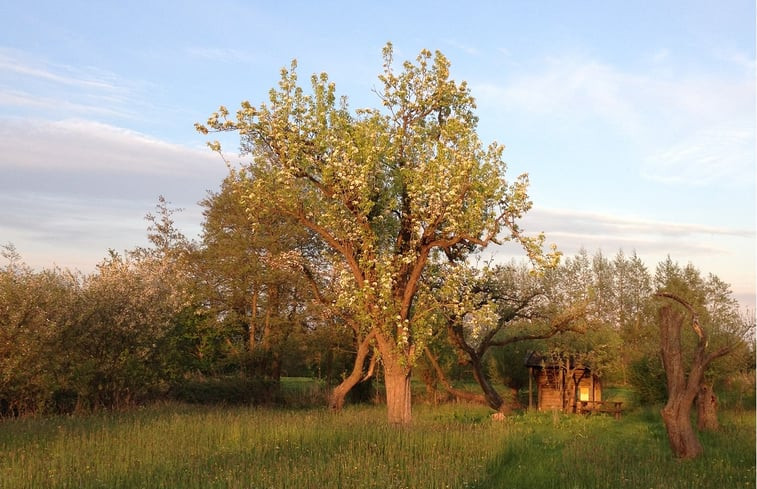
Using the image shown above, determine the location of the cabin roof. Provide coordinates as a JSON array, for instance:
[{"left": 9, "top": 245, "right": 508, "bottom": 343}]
[
  {"left": 523, "top": 351, "right": 592, "bottom": 370},
  {"left": 524, "top": 351, "right": 547, "bottom": 367}
]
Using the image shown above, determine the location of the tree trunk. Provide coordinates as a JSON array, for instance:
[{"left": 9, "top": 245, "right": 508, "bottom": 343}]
[
  {"left": 469, "top": 357, "right": 505, "bottom": 412},
  {"left": 249, "top": 286, "right": 258, "bottom": 351},
  {"left": 696, "top": 383, "right": 719, "bottom": 431},
  {"left": 423, "top": 348, "right": 487, "bottom": 405},
  {"left": 655, "top": 291, "right": 741, "bottom": 458},
  {"left": 329, "top": 333, "right": 374, "bottom": 412},
  {"left": 419, "top": 366, "right": 438, "bottom": 403},
  {"left": 384, "top": 361, "right": 412, "bottom": 425},
  {"left": 329, "top": 379, "right": 356, "bottom": 412},
  {"left": 371, "top": 330, "right": 413, "bottom": 425},
  {"left": 658, "top": 303, "right": 703, "bottom": 459},
  {"left": 270, "top": 351, "right": 282, "bottom": 382},
  {"left": 661, "top": 399, "right": 703, "bottom": 459},
  {"left": 443, "top": 319, "right": 504, "bottom": 411}
]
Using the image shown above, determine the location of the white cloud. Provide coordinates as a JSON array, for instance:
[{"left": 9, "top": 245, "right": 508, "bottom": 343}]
[
  {"left": 443, "top": 39, "right": 479, "bottom": 56},
  {"left": 0, "top": 118, "right": 224, "bottom": 176},
  {"left": 502, "top": 207, "right": 753, "bottom": 268},
  {"left": 526, "top": 207, "right": 754, "bottom": 240},
  {"left": 475, "top": 57, "right": 643, "bottom": 131},
  {"left": 491, "top": 206, "right": 755, "bottom": 308},
  {"left": 0, "top": 118, "right": 228, "bottom": 272},
  {"left": 493, "top": 206, "right": 749, "bottom": 257},
  {"left": 712, "top": 48, "right": 756, "bottom": 75},
  {"left": 651, "top": 49, "right": 670, "bottom": 64},
  {"left": 0, "top": 89, "right": 133, "bottom": 118}
]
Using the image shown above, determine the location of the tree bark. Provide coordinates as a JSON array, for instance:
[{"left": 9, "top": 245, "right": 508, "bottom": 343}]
[
  {"left": 444, "top": 320, "right": 505, "bottom": 411},
  {"left": 367, "top": 329, "right": 413, "bottom": 425},
  {"left": 661, "top": 398, "right": 703, "bottom": 459},
  {"left": 696, "top": 383, "right": 719, "bottom": 431},
  {"left": 469, "top": 356, "right": 506, "bottom": 412},
  {"left": 384, "top": 360, "right": 412, "bottom": 425}
]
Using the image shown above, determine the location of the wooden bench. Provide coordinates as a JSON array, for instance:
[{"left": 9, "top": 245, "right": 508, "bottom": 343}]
[{"left": 577, "top": 400, "right": 623, "bottom": 419}]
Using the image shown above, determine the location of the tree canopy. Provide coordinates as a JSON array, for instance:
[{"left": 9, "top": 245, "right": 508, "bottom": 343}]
[{"left": 197, "top": 44, "right": 557, "bottom": 424}]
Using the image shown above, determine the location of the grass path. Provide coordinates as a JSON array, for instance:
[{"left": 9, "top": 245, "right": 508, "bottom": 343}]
[{"left": 0, "top": 403, "right": 754, "bottom": 488}]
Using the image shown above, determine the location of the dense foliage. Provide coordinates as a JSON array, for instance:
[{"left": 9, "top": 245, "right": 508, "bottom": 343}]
[
  {"left": 3, "top": 230, "right": 752, "bottom": 417},
  {"left": 0, "top": 242, "right": 193, "bottom": 415}
]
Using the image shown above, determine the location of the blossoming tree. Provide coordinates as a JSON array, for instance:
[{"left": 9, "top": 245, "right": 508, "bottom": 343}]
[{"left": 197, "top": 44, "right": 553, "bottom": 425}]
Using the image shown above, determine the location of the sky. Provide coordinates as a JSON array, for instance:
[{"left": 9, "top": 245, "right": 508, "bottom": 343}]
[{"left": 0, "top": 1, "right": 754, "bottom": 309}]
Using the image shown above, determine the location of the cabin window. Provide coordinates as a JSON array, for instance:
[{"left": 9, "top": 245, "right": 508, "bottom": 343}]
[{"left": 579, "top": 386, "right": 590, "bottom": 401}]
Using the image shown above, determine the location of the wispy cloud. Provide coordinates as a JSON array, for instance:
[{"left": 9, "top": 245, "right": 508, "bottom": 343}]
[
  {"left": 0, "top": 89, "right": 134, "bottom": 118},
  {"left": 474, "top": 53, "right": 755, "bottom": 187},
  {"left": 0, "top": 48, "right": 122, "bottom": 91},
  {"left": 491, "top": 205, "right": 754, "bottom": 304},
  {"left": 495, "top": 205, "right": 754, "bottom": 259},
  {"left": 0, "top": 191, "right": 154, "bottom": 272},
  {"left": 476, "top": 57, "right": 642, "bottom": 131},
  {"left": 528, "top": 207, "right": 754, "bottom": 240},
  {"left": 0, "top": 48, "right": 142, "bottom": 120},
  {"left": 0, "top": 192, "right": 145, "bottom": 242},
  {"left": 443, "top": 39, "right": 479, "bottom": 56},
  {"left": 642, "top": 126, "right": 755, "bottom": 185},
  {"left": 712, "top": 48, "right": 756, "bottom": 75}
]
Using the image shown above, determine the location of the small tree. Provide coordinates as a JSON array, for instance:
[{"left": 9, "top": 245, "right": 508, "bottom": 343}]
[
  {"left": 424, "top": 262, "right": 583, "bottom": 412},
  {"left": 0, "top": 245, "right": 81, "bottom": 415},
  {"left": 195, "top": 176, "right": 320, "bottom": 381}
]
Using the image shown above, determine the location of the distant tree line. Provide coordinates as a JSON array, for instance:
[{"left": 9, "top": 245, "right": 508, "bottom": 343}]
[{"left": 1, "top": 191, "right": 753, "bottom": 417}]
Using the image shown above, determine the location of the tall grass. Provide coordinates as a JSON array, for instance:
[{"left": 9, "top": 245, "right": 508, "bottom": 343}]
[{"left": 1, "top": 403, "right": 754, "bottom": 489}]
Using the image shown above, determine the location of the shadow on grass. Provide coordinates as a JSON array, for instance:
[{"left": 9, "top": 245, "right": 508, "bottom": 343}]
[{"left": 471, "top": 409, "right": 755, "bottom": 489}]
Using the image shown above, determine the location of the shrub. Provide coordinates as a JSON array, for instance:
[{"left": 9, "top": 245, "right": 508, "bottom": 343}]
[
  {"left": 169, "top": 377, "right": 279, "bottom": 405},
  {"left": 628, "top": 356, "right": 667, "bottom": 404}
]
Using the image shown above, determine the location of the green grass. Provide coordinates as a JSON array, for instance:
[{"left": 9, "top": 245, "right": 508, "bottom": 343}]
[
  {"left": 477, "top": 408, "right": 755, "bottom": 489},
  {"left": 0, "top": 404, "right": 754, "bottom": 489}
]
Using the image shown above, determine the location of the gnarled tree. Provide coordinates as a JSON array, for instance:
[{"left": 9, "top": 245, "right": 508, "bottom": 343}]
[
  {"left": 656, "top": 292, "right": 744, "bottom": 459},
  {"left": 197, "top": 44, "right": 553, "bottom": 424}
]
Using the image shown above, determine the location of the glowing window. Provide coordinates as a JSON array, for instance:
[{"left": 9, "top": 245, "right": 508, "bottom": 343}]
[{"left": 579, "top": 387, "right": 590, "bottom": 401}]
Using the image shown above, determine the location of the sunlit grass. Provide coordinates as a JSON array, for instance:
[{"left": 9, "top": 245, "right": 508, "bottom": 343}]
[
  {"left": 0, "top": 403, "right": 500, "bottom": 489},
  {"left": 0, "top": 403, "right": 754, "bottom": 489}
]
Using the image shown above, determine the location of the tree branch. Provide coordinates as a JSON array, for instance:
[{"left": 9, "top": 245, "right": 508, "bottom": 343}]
[{"left": 423, "top": 347, "right": 487, "bottom": 404}]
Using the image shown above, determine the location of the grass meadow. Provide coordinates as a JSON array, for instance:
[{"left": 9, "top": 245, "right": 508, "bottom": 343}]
[{"left": 0, "top": 401, "right": 754, "bottom": 489}]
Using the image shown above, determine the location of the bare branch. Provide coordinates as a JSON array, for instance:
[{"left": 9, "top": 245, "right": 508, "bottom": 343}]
[{"left": 656, "top": 292, "right": 706, "bottom": 342}]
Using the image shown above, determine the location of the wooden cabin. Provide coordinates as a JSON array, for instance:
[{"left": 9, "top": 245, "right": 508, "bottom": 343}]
[{"left": 524, "top": 352, "right": 602, "bottom": 413}]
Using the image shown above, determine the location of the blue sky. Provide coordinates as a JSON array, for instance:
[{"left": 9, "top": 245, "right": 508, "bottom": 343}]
[{"left": 1, "top": 1, "right": 754, "bottom": 308}]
